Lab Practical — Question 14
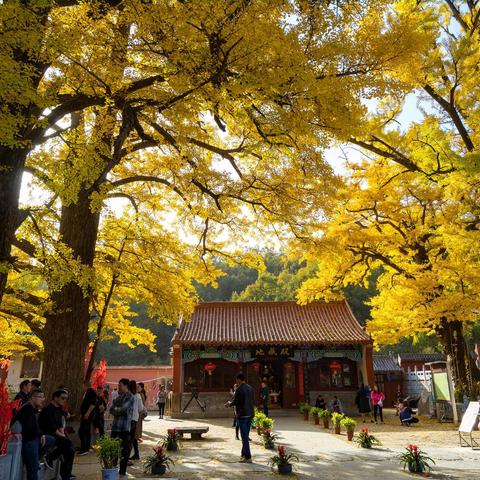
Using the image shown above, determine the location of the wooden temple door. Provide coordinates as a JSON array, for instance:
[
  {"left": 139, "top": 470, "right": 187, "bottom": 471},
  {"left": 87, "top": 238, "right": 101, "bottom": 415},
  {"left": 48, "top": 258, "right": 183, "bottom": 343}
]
[{"left": 282, "top": 361, "right": 298, "bottom": 408}]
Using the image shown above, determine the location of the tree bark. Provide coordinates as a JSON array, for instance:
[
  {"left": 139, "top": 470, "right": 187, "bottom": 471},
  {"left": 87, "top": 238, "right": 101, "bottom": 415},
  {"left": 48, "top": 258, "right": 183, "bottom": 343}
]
[
  {"left": 42, "top": 191, "right": 100, "bottom": 412},
  {"left": 438, "top": 319, "right": 480, "bottom": 399},
  {"left": 0, "top": 147, "right": 29, "bottom": 304}
]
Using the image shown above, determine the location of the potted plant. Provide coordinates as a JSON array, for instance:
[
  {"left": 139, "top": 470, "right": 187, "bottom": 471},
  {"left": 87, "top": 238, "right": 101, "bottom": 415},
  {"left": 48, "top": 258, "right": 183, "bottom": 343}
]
[
  {"left": 160, "top": 428, "right": 181, "bottom": 451},
  {"left": 310, "top": 407, "right": 321, "bottom": 425},
  {"left": 253, "top": 410, "right": 266, "bottom": 434},
  {"left": 340, "top": 417, "right": 357, "bottom": 441},
  {"left": 399, "top": 444, "right": 435, "bottom": 474},
  {"left": 299, "top": 403, "right": 310, "bottom": 421},
  {"left": 318, "top": 408, "right": 331, "bottom": 429},
  {"left": 94, "top": 436, "right": 122, "bottom": 480},
  {"left": 261, "top": 430, "right": 279, "bottom": 450},
  {"left": 258, "top": 416, "right": 274, "bottom": 434},
  {"left": 353, "top": 427, "right": 381, "bottom": 449},
  {"left": 143, "top": 443, "right": 174, "bottom": 475},
  {"left": 269, "top": 445, "right": 299, "bottom": 475},
  {"left": 331, "top": 412, "right": 345, "bottom": 434}
]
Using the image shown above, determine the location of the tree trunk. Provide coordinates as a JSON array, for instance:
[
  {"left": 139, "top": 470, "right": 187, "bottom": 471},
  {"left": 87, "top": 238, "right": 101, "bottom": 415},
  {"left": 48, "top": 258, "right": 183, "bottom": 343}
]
[
  {"left": 0, "top": 147, "right": 29, "bottom": 305},
  {"left": 42, "top": 191, "right": 100, "bottom": 412},
  {"left": 438, "top": 319, "right": 480, "bottom": 399}
]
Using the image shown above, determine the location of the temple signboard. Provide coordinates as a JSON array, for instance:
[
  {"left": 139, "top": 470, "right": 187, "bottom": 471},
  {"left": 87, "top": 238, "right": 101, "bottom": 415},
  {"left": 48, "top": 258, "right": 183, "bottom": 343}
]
[{"left": 251, "top": 346, "right": 293, "bottom": 358}]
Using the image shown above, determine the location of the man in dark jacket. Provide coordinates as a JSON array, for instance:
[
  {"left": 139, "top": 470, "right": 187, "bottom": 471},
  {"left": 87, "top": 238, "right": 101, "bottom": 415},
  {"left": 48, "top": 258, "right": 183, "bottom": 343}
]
[
  {"left": 78, "top": 380, "right": 97, "bottom": 455},
  {"left": 14, "top": 389, "right": 50, "bottom": 480},
  {"left": 225, "top": 373, "right": 254, "bottom": 463},
  {"left": 38, "top": 389, "right": 75, "bottom": 480},
  {"left": 15, "top": 379, "right": 31, "bottom": 406}
]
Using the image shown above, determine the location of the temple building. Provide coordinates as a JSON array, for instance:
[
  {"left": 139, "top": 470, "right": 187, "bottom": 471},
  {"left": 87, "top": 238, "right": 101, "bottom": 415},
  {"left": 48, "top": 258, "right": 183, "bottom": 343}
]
[{"left": 171, "top": 300, "right": 373, "bottom": 416}]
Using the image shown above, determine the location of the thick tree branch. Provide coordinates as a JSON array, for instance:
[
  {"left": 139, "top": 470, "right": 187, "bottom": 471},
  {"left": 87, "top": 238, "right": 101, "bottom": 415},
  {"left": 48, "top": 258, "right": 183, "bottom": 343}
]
[{"left": 423, "top": 84, "right": 474, "bottom": 151}]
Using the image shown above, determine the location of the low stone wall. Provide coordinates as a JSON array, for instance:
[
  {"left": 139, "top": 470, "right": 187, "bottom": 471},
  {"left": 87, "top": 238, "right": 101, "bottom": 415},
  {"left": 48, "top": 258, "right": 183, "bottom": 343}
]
[
  {"left": 171, "top": 392, "right": 232, "bottom": 418},
  {"left": 171, "top": 390, "right": 358, "bottom": 418}
]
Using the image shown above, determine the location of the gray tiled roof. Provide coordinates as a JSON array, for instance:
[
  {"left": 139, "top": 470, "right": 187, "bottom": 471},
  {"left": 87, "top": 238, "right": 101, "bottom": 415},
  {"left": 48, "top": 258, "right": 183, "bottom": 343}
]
[
  {"left": 398, "top": 352, "right": 445, "bottom": 362},
  {"left": 373, "top": 355, "right": 402, "bottom": 372}
]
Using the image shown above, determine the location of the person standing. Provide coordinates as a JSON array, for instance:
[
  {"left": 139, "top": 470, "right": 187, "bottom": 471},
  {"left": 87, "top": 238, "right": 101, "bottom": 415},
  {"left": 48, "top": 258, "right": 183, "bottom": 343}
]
[
  {"left": 111, "top": 387, "right": 119, "bottom": 403},
  {"left": 14, "top": 389, "right": 50, "bottom": 480},
  {"left": 355, "top": 383, "right": 372, "bottom": 423},
  {"left": 156, "top": 385, "right": 166, "bottom": 419},
  {"left": 38, "top": 389, "right": 75, "bottom": 480},
  {"left": 128, "top": 380, "right": 145, "bottom": 461},
  {"left": 77, "top": 380, "right": 96, "bottom": 455},
  {"left": 133, "top": 383, "right": 147, "bottom": 456},
  {"left": 110, "top": 378, "right": 134, "bottom": 479},
  {"left": 371, "top": 385, "right": 385, "bottom": 423},
  {"left": 93, "top": 386, "right": 107, "bottom": 437},
  {"left": 138, "top": 382, "right": 147, "bottom": 404},
  {"left": 260, "top": 381, "right": 269, "bottom": 417},
  {"left": 225, "top": 373, "right": 254, "bottom": 463},
  {"left": 229, "top": 383, "right": 240, "bottom": 440},
  {"left": 15, "top": 379, "right": 31, "bottom": 406},
  {"left": 103, "top": 384, "right": 110, "bottom": 405}
]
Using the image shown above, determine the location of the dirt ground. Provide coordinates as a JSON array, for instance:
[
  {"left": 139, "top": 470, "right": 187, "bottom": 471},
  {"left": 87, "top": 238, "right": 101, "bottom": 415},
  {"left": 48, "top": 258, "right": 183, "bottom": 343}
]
[
  {"left": 339, "top": 408, "right": 460, "bottom": 448},
  {"left": 73, "top": 409, "right": 479, "bottom": 479}
]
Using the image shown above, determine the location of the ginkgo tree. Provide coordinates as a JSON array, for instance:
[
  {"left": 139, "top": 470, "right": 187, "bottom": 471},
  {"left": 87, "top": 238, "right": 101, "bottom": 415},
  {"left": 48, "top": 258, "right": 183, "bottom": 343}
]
[
  {"left": 297, "top": 0, "right": 480, "bottom": 396},
  {"left": 1, "top": 0, "right": 428, "bottom": 408}
]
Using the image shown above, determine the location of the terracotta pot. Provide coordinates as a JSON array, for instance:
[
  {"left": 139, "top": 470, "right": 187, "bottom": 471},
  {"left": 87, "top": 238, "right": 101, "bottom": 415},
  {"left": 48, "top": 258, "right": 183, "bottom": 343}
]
[
  {"left": 347, "top": 429, "right": 354, "bottom": 441},
  {"left": 314, "top": 417, "right": 320, "bottom": 425},
  {"left": 303, "top": 413, "right": 309, "bottom": 421},
  {"left": 323, "top": 419, "right": 329, "bottom": 429},
  {"left": 334, "top": 425, "right": 341, "bottom": 434}
]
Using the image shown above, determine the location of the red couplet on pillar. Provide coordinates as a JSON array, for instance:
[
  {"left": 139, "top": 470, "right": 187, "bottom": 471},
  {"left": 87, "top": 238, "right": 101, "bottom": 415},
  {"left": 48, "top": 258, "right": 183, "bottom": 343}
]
[{"left": 298, "top": 363, "right": 304, "bottom": 401}]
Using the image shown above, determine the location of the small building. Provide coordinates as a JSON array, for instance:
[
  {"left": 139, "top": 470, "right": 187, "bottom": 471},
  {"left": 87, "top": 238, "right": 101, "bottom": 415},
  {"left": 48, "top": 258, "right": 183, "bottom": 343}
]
[
  {"left": 373, "top": 354, "right": 402, "bottom": 407},
  {"left": 171, "top": 300, "right": 373, "bottom": 417},
  {"left": 397, "top": 352, "right": 445, "bottom": 372}
]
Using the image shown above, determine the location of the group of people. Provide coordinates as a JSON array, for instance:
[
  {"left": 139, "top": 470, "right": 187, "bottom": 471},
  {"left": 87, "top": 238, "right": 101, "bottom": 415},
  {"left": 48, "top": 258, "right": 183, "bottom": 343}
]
[
  {"left": 12, "top": 377, "right": 155, "bottom": 480},
  {"left": 354, "top": 383, "right": 419, "bottom": 426},
  {"left": 314, "top": 394, "right": 343, "bottom": 413},
  {"left": 354, "top": 383, "right": 386, "bottom": 423},
  {"left": 13, "top": 380, "right": 76, "bottom": 480}
]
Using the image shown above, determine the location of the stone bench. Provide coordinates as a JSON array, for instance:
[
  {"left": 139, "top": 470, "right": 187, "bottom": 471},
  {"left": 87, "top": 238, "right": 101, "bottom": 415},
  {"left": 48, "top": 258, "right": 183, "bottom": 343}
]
[{"left": 176, "top": 426, "right": 209, "bottom": 440}]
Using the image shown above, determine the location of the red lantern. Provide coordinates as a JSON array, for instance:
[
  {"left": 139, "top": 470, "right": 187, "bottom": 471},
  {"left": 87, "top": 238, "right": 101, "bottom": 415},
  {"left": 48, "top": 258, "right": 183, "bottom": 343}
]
[
  {"left": 204, "top": 362, "right": 217, "bottom": 376},
  {"left": 252, "top": 362, "right": 260, "bottom": 373}
]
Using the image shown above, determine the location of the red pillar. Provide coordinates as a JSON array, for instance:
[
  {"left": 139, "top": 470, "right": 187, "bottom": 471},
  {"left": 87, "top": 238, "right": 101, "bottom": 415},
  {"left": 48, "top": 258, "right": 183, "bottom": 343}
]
[
  {"left": 298, "top": 362, "right": 304, "bottom": 403},
  {"left": 365, "top": 345, "right": 374, "bottom": 387},
  {"left": 171, "top": 344, "right": 183, "bottom": 416},
  {"left": 172, "top": 344, "right": 182, "bottom": 395}
]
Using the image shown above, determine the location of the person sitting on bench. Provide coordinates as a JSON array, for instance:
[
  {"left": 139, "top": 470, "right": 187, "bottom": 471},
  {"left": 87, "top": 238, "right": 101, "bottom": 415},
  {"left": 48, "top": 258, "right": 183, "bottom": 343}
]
[
  {"left": 399, "top": 402, "right": 419, "bottom": 426},
  {"left": 38, "top": 389, "right": 75, "bottom": 480}
]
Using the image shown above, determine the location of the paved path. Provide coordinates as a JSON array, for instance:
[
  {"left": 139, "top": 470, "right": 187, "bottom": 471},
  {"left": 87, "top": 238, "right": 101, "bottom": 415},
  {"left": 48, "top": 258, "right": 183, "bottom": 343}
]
[{"left": 73, "top": 414, "right": 480, "bottom": 479}]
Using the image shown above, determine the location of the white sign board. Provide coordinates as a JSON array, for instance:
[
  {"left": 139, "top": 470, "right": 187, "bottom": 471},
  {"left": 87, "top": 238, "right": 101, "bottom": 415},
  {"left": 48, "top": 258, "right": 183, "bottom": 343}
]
[{"left": 459, "top": 401, "right": 480, "bottom": 433}]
